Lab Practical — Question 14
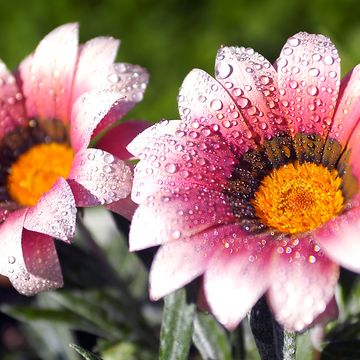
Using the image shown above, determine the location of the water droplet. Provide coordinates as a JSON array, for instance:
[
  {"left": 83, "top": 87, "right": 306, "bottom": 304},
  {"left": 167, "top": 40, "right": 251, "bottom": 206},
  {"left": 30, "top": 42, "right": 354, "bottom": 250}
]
[
  {"left": 87, "top": 152, "right": 95, "bottom": 161},
  {"left": 307, "top": 85, "right": 318, "bottom": 96},
  {"left": 308, "top": 255, "right": 316, "bottom": 263},
  {"left": 288, "top": 37, "right": 300, "bottom": 47},
  {"left": 8, "top": 256, "right": 15, "bottom": 264},
  {"left": 237, "top": 97, "right": 249, "bottom": 108},
  {"left": 104, "top": 153, "right": 115, "bottom": 164},
  {"left": 309, "top": 68, "right": 320, "bottom": 77},
  {"left": 210, "top": 99, "right": 223, "bottom": 111},
  {"left": 216, "top": 62, "right": 233, "bottom": 79},
  {"left": 289, "top": 80, "right": 298, "bottom": 89},
  {"left": 243, "top": 129, "right": 253, "bottom": 139},
  {"left": 165, "top": 163, "right": 177, "bottom": 174},
  {"left": 172, "top": 230, "right": 181, "bottom": 239},
  {"left": 260, "top": 75, "right": 271, "bottom": 85},
  {"left": 323, "top": 55, "right": 334, "bottom": 65},
  {"left": 108, "top": 73, "right": 121, "bottom": 83}
]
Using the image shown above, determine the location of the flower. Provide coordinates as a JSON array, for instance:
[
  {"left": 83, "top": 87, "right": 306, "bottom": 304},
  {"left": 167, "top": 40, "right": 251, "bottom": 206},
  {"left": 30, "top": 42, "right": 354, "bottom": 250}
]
[
  {"left": 128, "top": 32, "right": 360, "bottom": 331},
  {"left": 0, "top": 23, "right": 148, "bottom": 295}
]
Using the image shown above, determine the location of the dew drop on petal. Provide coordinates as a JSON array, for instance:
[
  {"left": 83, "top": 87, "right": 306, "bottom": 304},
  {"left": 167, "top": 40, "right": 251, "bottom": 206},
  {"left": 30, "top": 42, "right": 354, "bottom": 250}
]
[
  {"left": 309, "top": 68, "right": 320, "bottom": 77},
  {"left": 216, "top": 62, "right": 233, "bottom": 79},
  {"left": 307, "top": 85, "right": 319, "bottom": 96},
  {"left": 165, "top": 163, "right": 177, "bottom": 174},
  {"left": 210, "top": 99, "right": 223, "bottom": 111}
]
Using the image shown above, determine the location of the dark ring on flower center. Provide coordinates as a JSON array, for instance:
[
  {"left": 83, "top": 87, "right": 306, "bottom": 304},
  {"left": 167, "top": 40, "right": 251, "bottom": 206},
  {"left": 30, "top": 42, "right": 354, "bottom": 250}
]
[
  {"left": 224, "top": 132, "right": 358, "bottom": 234},
  {"left": 0, "top": 119, "right": 69, "bottom": 207}
]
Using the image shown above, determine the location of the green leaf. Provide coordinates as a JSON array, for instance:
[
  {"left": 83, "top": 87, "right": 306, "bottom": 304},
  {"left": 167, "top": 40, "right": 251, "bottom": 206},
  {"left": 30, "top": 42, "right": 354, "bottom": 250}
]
[
  {"left": 70, "top": 344, "right": 102, "bottom": 360},
  {"left": 159, "top": 289, "right": 196, "bottom": 360},
  {"left": 192, "top": 312, "right": 232, "bottom": 360}
]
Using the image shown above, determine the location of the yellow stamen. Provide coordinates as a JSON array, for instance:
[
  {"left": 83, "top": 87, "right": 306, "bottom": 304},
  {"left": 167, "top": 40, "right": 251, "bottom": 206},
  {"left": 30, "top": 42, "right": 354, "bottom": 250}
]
[
  {"left": 7, "top": 143, "right": 74, "bottom": 207},
  {"left": 252, "top": 161, "right": 344, "bottom": 234}
]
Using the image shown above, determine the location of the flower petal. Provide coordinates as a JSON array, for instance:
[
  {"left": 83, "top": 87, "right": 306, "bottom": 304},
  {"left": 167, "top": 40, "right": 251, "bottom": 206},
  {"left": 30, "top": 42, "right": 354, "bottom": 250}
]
[
  {"left": 268, "top": 236, "right": 339, "bottom": 331},
  {"left": 178, "top": 69, "right": 257, "bottom": 155},
  {"left": 105, "top": 195, "right": 138, "bottom": 220},
  {"left": 19, "top": 23, "right": 79, "bottom": 122},
  {"left": 204, "top": 228, "right": 274, "bottom": 330},
  {"left": 68, "top": 148, "right": 132, "bottom": 207},
  {"left": 215, "top": 46, "right": 287, "bottom": 141},
  {"left": 24, "top": 177, "right": 76, "bottom": 242},
  {"left": 328, "top": 65, "right": 360, "bottom": 145},
  {"left": 0, "top": 209, "right": 62, "bottom": 295},
  {"left": 129, "top": 187, "right": 236, "bottom": 251},
  {"left": 0, "top": 60, "right": 26, "bottom": 139},
  {"left": 96, "top": 120, "right": 150, "bottom": 160},
  {"left": 313, "top": 206, "right": 360, "bottom": 273},
  {"left": 149, "top": 227, "right": 223, "bottom": 300},
  {"left": 128, "top": 120, "right": 236, "bottom": 203},
  {"left": 70, "top": 89, "right": 131, "bottom": 151},
  {"left": 71, "top": 36, "right": 120, "bottom": 104},
  {"left": 277, "top": 32, "right": 340, "bottom": 137}
]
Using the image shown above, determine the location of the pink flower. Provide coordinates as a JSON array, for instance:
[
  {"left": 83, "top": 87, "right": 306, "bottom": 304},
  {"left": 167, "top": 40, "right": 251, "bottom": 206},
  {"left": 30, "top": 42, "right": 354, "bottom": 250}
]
[
  {"left": 0, "top": 23, "right": 148, "bottom": 295},
  {"left": 128, "top": 32, "right": 360, "bottom": 331}
]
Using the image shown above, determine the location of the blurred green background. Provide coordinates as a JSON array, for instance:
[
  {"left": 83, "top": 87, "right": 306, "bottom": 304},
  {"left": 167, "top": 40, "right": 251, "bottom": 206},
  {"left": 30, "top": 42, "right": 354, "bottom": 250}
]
[{"left": 0, "top": 0, "right": 359, "bottom": 124}]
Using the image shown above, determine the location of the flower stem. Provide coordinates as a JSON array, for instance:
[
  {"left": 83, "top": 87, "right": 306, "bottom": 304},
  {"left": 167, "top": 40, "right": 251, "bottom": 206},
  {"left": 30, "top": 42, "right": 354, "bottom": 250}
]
[{"left": 249, "top": 297, "right": 297, "bottom": 360}]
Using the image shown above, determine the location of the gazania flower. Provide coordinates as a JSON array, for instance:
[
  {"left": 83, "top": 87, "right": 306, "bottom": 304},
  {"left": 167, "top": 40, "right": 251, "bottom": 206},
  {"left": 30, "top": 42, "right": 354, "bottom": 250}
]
[
  {"left": 0, "top": 23, "right": 148, "bottom": 295},
  {"left": 128, "top": 32, "right": 360, "bottom": 331}
]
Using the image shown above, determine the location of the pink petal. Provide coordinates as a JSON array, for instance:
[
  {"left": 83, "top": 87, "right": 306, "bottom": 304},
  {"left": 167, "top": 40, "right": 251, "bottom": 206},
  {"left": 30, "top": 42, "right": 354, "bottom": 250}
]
[
  {"left": 313, "top": 206, "right": 360, "bottom": 273},
  {"left": 68, "top": 148, "right": 132, "bottom": 207},
  {"left": 89, "top": 63, "right": 149, "bottom": 139},
  {"left": 328, "top": 65, "right": 360, "bottom": 145},
  {"left": 71, "top": 36, "right": 120, "bottom": 104},
  {"left": 129, "top": 187, "right": 236, "bottom": 251},
  {"left": 267, "top": 236, "right": 339, "bottom": 331},
  {"left": 149, "top": 227, "right": 224, "bottom": 300},
  {"left": 128, "top": 120, "right": 236, "bottom": 203},
  {"left": 0, "top": 209, "right": 62, "bottom": 295},
  {"left": 277, "top": 32, "right": 340, "bottom": 137},
  {"left": 215, "top": 46, "right": 287, "bottom": 141},
  {"left": 0, "top": 60, "right": 26, "bottom": 139},
  {"left": 96, "top": 120, "right": 150, "bottom": 160},
  {"left": 105, "top": 195, "right": 138, "bottom": 221},
  {"left": 24, "top": 177, "right": 76, "bottom": 242},
  {"left": 19, "top": 23, "right": 79, "bottom": 122},
  {"left": 204, "top": 228, "right": 275, "bottom": 330},
  {"left": 70, "top": 89, "right": 132, "bottom": 151},
  {"left": 178, "top": 69, "right": 257, "bottom": 155}
]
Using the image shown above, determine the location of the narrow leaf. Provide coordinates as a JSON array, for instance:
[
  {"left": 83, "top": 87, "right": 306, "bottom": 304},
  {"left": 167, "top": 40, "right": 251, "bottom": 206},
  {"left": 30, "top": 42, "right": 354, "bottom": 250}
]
[
  {"left": 159, "top": 289, "right": 196, "bottom": 360},
  {"left": 70, "top": 344, "right": 102, "bottom": 360},
  {"left": 193, "top": 312, "right": 232, "bottom": 360}
]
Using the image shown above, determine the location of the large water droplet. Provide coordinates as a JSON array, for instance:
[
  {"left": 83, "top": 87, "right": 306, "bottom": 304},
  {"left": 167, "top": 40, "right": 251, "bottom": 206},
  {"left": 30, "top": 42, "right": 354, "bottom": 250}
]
[
  {"left": 216, "top": 62, "right": 233, "bottom": 79},
  {"left": 210, "top": 99, "right": 223, "bottom": 111},
  {"left": 307, "top": 85, "right": 318, "bottom": 96}
]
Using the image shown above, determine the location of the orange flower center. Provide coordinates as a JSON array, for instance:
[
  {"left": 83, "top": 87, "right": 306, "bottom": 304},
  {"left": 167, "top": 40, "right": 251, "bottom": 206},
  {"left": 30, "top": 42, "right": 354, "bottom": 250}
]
[
  {"left": 252, "top": 161, "right": 344, "bottom": 234},
  {"left": 7, "top": 143, "right": 74, "bottom": 207}
]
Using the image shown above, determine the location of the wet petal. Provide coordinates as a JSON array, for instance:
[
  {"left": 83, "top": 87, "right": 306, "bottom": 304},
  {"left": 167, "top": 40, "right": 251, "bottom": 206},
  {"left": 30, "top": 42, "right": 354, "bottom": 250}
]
[
  {"left": 149, "top": 228, "right": 223, "bottom": 300},
  {"left": 19, "top": 23, "right": 79, "bottom": 122},
  {"left": 215, "top": 46, "right": 287, "bottom": 141},
  {"left": 71, "top": 36, "right": 120, "bottom": 103},
  {"left": 70, "top": 89, "right": 130, "bottom": 151},
  {"left": 328, "top": 65, "right": 360, "bottom": 145},
  {"left": 277, "top": 32, "right": 340, "bottom": 137},
  {"left": 128, "top": 120, "right": 236, "bottom": 203},
  {"left": 314, "top": 206, "right": 360, "bottom": 273},
  {"left": 105, "top": 195, "right": 138, "bottom": 221},
  {"left": 96, "top": 120, "right": 150, "bottom": 160},
  {"left": 204, "top": 228, "right": 274, "bottom": 330},
  {"left": 268, "top": 236, "right": 339, "bottom": 331},
  {"left": 0, "top": 60, "right": 26, "bottom": 139},
  {"left": 68, "top": 148, "right": 132, "bottom": 206},
  {"left": 129, "top": 187, "right": 236, "bottom": 251},
  {"left": 178, "top": 69, "right": 257, "bottom": 155},
  {"left": 24, "top": 177, "right": 76, "bottom": 242},
  {"left": 0, "top": 209, "right": 62, "bottom": 295}
]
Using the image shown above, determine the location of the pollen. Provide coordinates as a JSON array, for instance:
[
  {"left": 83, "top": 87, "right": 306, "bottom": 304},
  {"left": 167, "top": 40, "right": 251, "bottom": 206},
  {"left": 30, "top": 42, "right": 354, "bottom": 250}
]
[
  {"left": 252, "top": 161, "right": 344, "bottom": 234},
  {"left": 7, "top": 143, "right": 74, "bottom": 207}
]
